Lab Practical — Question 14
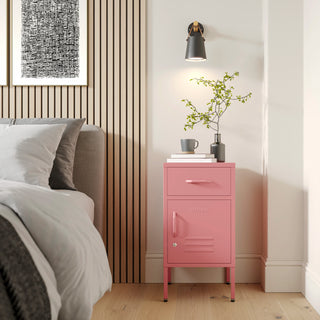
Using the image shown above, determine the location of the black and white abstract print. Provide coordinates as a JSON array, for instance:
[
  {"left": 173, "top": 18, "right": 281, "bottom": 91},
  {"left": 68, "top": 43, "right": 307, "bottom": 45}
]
[{"left": 21, "top": 0, "right": 80, "bottom": 79}]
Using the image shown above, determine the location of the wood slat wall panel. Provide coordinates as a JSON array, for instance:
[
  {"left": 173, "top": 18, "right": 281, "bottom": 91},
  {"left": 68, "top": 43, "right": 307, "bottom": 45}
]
[{"left": 1, "top": 0, "right": 146, "bottom": 283}]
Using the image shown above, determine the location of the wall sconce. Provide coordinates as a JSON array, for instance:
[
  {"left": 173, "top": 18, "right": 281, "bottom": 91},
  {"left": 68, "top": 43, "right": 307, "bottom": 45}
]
[{"left": 185, "top": 21, "right": 207, "bottom": 61}]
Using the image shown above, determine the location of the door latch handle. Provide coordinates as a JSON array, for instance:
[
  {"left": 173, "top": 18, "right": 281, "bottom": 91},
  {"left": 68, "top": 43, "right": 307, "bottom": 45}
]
[{"left": 173, "top": 211, "right": 177, "bottom": 237}]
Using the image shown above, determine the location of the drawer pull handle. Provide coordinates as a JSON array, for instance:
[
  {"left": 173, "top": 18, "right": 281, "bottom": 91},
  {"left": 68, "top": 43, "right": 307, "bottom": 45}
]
[
  {"left": 185, "top": 179, "right": 213, "bottom": 184},
  {"left": 173, "top": 211, "right": 177, "bottom": 237}
]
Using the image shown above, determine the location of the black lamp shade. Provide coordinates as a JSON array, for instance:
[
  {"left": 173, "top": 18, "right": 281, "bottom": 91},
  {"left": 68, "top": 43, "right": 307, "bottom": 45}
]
[{"left": 185, "top": 33, "right": 207, "bottom": 61}]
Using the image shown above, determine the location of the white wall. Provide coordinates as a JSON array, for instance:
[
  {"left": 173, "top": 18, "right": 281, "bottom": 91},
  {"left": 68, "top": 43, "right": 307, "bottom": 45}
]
[
  {"left": 262, "top": 0, "right": 304, "bottom": 292},
  {"left": 146, "top": 0, "right": 264, "bottom": 283},
  {"left": 303, "top": 0, "right": 320, "bottom": 314}
]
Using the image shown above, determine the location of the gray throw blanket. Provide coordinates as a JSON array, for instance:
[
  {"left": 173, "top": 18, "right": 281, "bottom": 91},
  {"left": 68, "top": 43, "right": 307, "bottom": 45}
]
[{"left": 0, "top": 215, "right": 51, "bottom": 320}]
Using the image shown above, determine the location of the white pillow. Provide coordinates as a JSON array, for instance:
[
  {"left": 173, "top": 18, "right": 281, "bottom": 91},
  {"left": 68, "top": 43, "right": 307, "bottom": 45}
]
[{"left": 0, "top": 124, "right": 66, "bottom": 187}]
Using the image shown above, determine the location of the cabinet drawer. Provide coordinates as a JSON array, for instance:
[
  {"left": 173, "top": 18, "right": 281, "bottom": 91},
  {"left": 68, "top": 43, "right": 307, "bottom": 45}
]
[
  {"left": 167, "top": 199, "right": 231, "bottom": 264},
  {"left": 167, "top": 167, "right": 231, "bottom": 196}
]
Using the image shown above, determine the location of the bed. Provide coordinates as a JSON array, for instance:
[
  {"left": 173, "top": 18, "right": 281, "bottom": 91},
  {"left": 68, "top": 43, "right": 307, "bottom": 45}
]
[{"left": 0, "top": 121, "right": 112, "bottom": 320}]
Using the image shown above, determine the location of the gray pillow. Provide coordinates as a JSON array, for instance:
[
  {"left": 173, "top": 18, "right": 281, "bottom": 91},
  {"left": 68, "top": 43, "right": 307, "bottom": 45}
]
[
  {"left": 0, "top": 118, "right": 14, "bottom": 124},
  {"left": 15, "top": 118, "right": 85, "bottom": 190}
]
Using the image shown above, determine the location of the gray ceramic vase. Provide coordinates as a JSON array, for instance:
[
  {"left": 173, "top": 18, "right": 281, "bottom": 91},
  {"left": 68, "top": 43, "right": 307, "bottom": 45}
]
[{"left": 210, "top": 133, "right": 225, "bottom": 162}]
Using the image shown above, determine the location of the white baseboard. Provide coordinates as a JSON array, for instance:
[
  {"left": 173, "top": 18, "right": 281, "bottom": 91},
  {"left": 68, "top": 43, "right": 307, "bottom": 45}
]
[
  {"left": 262, "top": 257, "right": 303, "bottom": 292},
  {"left": 146, "top": 253, "right": 304, "bottom": 291},
  {"left": 304, "top": 265, "right": 320, "bottom": 315},
  {"left": 145, "top": 252, "right": 261, "bottom": 283}
]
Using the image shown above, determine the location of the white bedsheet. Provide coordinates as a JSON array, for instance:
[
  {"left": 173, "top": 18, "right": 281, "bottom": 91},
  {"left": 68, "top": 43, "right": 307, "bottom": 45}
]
[
  {"left": 0, "top": 179, "right": 112, "bottom": 320},
  {"left": 55, "top": 189, "right": 95, "bottom": 223}
]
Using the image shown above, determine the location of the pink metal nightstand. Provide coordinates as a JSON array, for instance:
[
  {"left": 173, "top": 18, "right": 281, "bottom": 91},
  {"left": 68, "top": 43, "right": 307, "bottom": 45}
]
[{"left": 163, "top": 163, "right": 235, "bottom": 302}]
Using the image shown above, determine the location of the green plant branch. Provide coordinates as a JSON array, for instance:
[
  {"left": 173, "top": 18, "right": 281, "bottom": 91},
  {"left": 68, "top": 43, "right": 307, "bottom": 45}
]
[{"left": 182, "top": 72, "right": 252, "bottom": 134}]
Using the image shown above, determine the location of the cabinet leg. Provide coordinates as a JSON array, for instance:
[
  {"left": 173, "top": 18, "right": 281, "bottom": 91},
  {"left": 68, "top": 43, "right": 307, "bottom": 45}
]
[
  {"left": 163, "top": 267, "right": 168, "bottom": 302},
  {"left": 230, "top": 267, "right": 235, "bottom": 302},
  {"left": 225, "top": 267, "right": 230, "bottom": 284},
  {"left": 168, "top": 267, "right": 171, "bottom": 284}
]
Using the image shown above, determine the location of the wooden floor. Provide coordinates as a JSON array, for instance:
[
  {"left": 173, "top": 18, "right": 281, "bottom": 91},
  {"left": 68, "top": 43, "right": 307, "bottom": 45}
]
[{"left": 91, "top": 283, "right": 320, "bottom": 320}]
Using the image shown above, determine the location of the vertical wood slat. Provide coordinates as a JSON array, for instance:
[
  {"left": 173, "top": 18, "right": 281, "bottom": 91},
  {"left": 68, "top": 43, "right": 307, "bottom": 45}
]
[
  {"left": 42, "top": 87, "right": 48, "bottom": 118},
  {"left": 126, "top": 0, "right": 134, "bottom": 284},
  {"left": 22, "top": 87, "right": 28, "bottom": 118},
  {"left": 1, "top": 0, "right": 146, "bottom": 284},
  {"left": 94, "top": 0, "right": 100, "bottom": 127},
  {"left": 107, "top": 0, "right": 114, "bottom": 275},
  {"left": 68, "top": 87, "right": 75, "bottom": 118},
  {"left": 48, "top": 87, "right": 55, "bottom": 118},
  {"left": 100, "top": 0, "right": 107, "bottom": 248},
  {"left": 61, "top": 87, "right": 67, "bottom": 118},
  {"left": 56, "top": 87, "right": 62, "bottom": 118},
  {"left": 35, "top": 87, "right": 41, "bottom": 117},
  {"left": 140, "top": 0, "right": 146, "bottom": 284},
  {"left": 107, "top": 0, "right": 114, "bottom": 279},
  {"left": 75, "top": 87, "right": 81, "bottom": 119},
  {"left": 120, "top": 0, "right": 127, "bottom": 283},
  {"left": 28, "top": 87, "right": 35, "bottom": 117},
  {"left": 100, "top": 0, "right": 107, "bottom": 132},
  {"left": 9, "top": 86, "right": 15, "bottom": 118},
  {"left": 2, "top": 86, "right": 8, "bottom": 118},
  {"left": 81, "top": 86, "right": 87, "bottom": 121},
  {"left": 133, "top": 0, "right": 140, "bottom": 283},
  {"left": 15, "top": 86, "right": 21, "bottom": 118},
  {"left": 113, "top": 0, "right": 120, "bottom": 283},
  {"left": 87, "top": 0, "right": 94, "bottom": 125}
]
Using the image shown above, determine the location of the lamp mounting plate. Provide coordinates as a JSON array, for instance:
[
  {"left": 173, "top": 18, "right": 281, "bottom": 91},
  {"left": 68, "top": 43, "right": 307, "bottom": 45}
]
[{"left": 187, "top": 22, "right": 204, "bottom": 35}]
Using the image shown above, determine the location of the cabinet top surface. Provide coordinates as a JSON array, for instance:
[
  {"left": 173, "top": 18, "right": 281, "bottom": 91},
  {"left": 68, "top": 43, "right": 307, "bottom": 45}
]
[{"left": 163, "top": 163, "right": 235, "bottom": 168}]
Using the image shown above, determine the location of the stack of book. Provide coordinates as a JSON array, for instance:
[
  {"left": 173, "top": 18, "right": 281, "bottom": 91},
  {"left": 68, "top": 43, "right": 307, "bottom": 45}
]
[{"left": 167, "top": 153, "right": 217, "bottom": 163}]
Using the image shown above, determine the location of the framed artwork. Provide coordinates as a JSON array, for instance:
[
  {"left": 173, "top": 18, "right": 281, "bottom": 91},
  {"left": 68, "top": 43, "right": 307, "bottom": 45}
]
[
  {"left": 12, "top": 0, "right": 87, "bottom": 86},
  {"left": 0, "top": 0, "right": 7, "bottom": 85}
]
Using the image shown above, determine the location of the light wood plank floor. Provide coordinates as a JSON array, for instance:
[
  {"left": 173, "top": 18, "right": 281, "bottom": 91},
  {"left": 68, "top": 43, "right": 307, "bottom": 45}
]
[{"left": 91, "top": 284, "right": 320, "bottom": 320}]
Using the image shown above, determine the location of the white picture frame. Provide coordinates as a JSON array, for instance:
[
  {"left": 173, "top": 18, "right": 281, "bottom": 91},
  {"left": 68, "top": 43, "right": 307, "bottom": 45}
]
[
  {"left": 12, "top": 0, "right": 87, "bottom": 86},
  {"left": 0, "top": 0, "right": 7, "bottom": 85}
]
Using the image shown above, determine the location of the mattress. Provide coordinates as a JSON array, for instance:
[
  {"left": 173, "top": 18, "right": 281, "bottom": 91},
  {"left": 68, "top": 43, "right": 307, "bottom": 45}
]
[{"left": 55, "top": 190, "right": 95, "bottom": 223}]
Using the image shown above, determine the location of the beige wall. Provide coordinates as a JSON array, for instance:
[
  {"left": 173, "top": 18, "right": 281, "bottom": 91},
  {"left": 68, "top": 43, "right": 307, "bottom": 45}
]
[{"left": 0, "top": 0, "right": 146, "bottom": 284}]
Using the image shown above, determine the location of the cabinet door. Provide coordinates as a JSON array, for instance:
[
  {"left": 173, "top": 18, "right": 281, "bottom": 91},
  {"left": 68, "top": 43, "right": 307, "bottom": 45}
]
[{"left": 167, "top": 199, "right": 231, "bottom": 264}]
